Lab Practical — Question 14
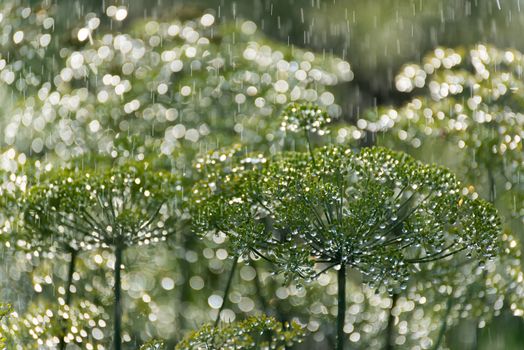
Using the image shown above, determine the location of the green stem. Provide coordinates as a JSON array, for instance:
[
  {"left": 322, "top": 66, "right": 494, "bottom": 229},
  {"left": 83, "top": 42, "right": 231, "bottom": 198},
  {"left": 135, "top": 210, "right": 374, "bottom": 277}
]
[
  {"left": 304, "top": 129, "right": 316, "bottom": 166},
  {"left": 337, "top": 263, "right": 346, "bottom": 350},
  {"left": 252, "top": 262, "right": 270, "bottom": 314},
  {"left": 487, "top": 167, "right": 496, "bottom": 203},
  {"left": 64, "top": 249, "right": 77, "bottom": 306},
  {"left": 214, "top": 255, "right": 239, "bottom": 328},
  {"left": 433, "top": 295, "right": 453, "bottom": 350},
  {"left": 114, "top": 245, "right": 124, "bottom": 350},
  {"left": 384, "top": 293, "right": 398, "bottom": 350},
  {"left": 59, "top": 249, "right": 77, "bottom": 350}
]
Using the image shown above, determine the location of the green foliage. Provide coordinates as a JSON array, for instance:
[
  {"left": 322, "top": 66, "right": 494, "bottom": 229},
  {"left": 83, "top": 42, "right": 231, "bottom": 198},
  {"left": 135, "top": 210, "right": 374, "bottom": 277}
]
[
  {"left": 355, "top": 44, "right": 524, "bottom": 344},
  {"left": 280, "top": 103, "right": 332, "bottom": 135},
  {"left": 21, "top": 161, "right": 182, "bottom": 251},
  {"left": 2, "top": 298, "right": 109, "bottom": 349},
  {"left": 140, "top": 339, "right": 166, "bottom": 350},
  {"left": 176, "top": 315, "right": 305, "bottom": 350},
  {"left": 0, "top": 148, "right": 40, "bottom": 249},
  {"left": 0, "top": 303, "right": 11, "bottom": 349},
  {"left": 0, "top": 0, "right": 522, "bottom": 348},
  {"left": 193, "top": 146, "right": 501, "bottom": 289},
  {"left": 364, "top": 44, "right": 524, "bottom": 224}
]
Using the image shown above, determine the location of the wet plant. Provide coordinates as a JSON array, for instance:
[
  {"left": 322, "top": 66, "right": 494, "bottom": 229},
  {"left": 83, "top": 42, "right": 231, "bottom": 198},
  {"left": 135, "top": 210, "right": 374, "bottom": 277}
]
[
  {"left": 175, "top": 314, "right": 305, "bottom": 350},
  {"left": 356, "top": 45, "right": 524, "bottom": 345},
  {"left": 192, "top": 145, "right": 501, "bottom": 349},
  {"left": 1, "top": 298, "right": 109, "bottom": 349},
  {"left": 280, "top": 102, "right": 333, "bottom": 163},
  {"left": 140, "top": 339, "right": 166, "bottom": 350},
  {"left": 20, "top": 161, "right": 181, "bottom": 350},
  {"left": 0, "top": 303, "right": 10, "bottom": 348},
  {"left": 1, "top": 1, "right": 523, "bottom": 349},
  {"left": 363, "top": 44, "right": 524, "bottom": 227}
]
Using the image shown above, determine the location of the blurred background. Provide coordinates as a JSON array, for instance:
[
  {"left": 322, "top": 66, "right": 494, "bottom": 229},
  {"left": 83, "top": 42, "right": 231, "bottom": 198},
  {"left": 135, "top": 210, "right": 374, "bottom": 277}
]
[
  {"left": 1, "top": 0, "right": 524, "bottom": 349},
  {"left": 48, "top": 0, "right": 524, "bottom": 112}
]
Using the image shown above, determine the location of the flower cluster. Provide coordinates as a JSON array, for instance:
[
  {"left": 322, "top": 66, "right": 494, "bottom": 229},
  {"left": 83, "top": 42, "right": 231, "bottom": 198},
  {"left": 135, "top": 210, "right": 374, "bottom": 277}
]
[
  {"left": 280, "top": 103, "right": 332, "bottom": 135},
  {"left": 175, "top": 315, "right": 305, "bottom": 350},
  {"left": 0, "top": 0, "right": 522, "bottom": 349},
  {"left": 2, "top": 298, "right": 109, "bottom": 350},
  {"left": 140, "top": 339, "right": 165, "bottom": 350},
  {"left": 192, "top": 146, "right": 501, "bottom": 289},
  {"left": 20, "top": 161, "right": 181, "bottom": 251},
  {"left": 362, "top": 44, "right": 524, "bottom": 224}
]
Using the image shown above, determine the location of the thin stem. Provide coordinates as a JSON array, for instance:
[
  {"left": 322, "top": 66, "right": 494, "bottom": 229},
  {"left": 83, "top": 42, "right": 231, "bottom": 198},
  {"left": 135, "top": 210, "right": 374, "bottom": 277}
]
[
  {"left": 336, "top": 263, "right": 346, "bottom": 350},
  {"left": 95, "top": 194, "right": 115, "bottom": 229},
  {"left": 313, "top": 262, "right": 338, "bottom": 279},
  {"left": 405, "top": 245, "right": 466, "bottom": 264},
  {"left": 214, "top": 255, "right": 239, "bottom": 328},
  {"left": 252, "top": 262, "right": 269, "bottom": 314},
  {"left": 304, "top": 129, "right": 316, "bottom": 167},
  {"left": 384, "top": 293, "right": 398, "bottom": 350},
  {"left": 250, "top": 248, "right": 276, "bottom": 264},
  {"left": 433, "top": 295, "right": 453, "bottom": 350},
  {"left": 367, "top": 190, "right": 434, "bottom": 250},
  {"left": 138, "top": 203, "right": 164, "bottom": 231},
  {"left": 487, "top": 167, "right": 496, "bottom": 203},
  {"left": 64, "top": 249, "right": 77, "bottom": 306},
  {"left": 59, "top": 249, "right": 78, "bottom": 350},
  {"left": 114, "top": 245, "right": 124, "bottom": 350}
]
